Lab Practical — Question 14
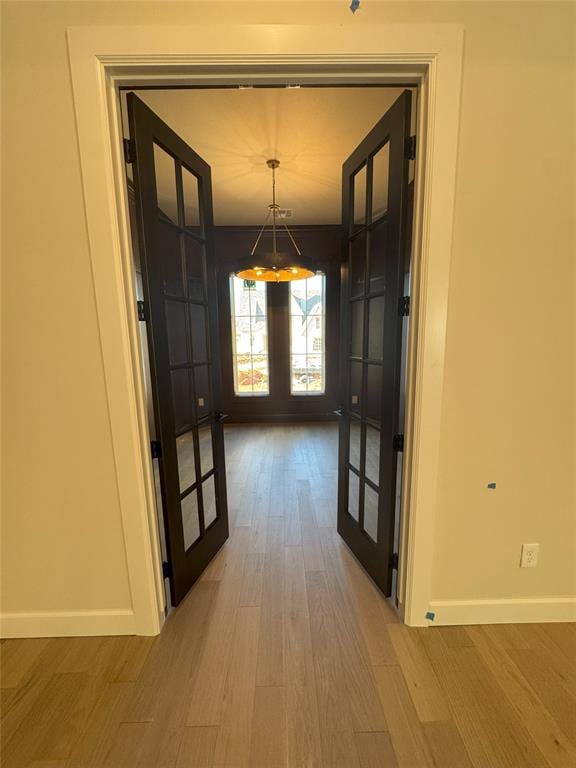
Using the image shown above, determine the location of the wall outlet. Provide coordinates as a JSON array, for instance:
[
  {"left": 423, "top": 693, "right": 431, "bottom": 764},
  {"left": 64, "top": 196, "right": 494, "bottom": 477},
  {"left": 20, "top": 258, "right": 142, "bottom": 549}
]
[{"left": 520, "top": 543, "right": 539, "bottom": 568}]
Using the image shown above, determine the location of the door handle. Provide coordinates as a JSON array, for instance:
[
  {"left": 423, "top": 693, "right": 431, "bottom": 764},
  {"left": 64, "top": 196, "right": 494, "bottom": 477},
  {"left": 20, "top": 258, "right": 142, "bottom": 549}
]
[
  {"left": 214, "top": 411, "right": 229, "bottom": 422},
  {"left": 333, "top": 407, "right": 343, "bottom": 417}
]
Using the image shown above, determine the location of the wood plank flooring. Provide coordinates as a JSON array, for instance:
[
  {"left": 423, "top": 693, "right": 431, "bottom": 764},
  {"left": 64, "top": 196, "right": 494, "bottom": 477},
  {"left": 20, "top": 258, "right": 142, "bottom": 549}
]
[{"left": 2, "top": 423, "right": 575, "bottom": 767}]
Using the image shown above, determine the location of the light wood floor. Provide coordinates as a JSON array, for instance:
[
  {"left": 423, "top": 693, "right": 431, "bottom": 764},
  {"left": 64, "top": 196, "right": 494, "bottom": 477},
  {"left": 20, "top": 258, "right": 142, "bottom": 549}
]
[{"left": 2, "top": 423, "right": 575, "bottom": 767}]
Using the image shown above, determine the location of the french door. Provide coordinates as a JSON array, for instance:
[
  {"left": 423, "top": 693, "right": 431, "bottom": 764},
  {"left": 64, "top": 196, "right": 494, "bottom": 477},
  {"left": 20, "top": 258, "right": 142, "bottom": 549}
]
[
  {"left": 337, "top": 90, "right": 412, "bottom": 595},
  {"left": 127, "top": 94, "right": 229, "bottom": 606}
]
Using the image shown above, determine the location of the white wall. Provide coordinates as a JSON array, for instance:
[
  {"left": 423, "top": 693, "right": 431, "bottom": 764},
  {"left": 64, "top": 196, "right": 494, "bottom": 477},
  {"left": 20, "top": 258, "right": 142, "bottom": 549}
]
[{"left": 1, "top": 1, "right": 574, "bottom": 634}]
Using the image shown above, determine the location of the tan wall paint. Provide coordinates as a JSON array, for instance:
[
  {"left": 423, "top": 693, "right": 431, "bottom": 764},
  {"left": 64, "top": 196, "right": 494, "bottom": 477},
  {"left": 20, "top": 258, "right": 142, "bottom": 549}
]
[{"left": 1, "top": 2, "right": 574, "bottom": 621}]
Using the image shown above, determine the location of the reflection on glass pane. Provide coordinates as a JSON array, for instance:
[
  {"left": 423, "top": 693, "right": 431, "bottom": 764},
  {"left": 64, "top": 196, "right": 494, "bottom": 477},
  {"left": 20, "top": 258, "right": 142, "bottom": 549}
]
[
  {"left": 364, "top": 484, "right": 379, "bottom": 542},
  {"left": 234, "top": 317, "right": 252, "bottom": 355},
  {"left": 203, "top": 475, "right": 217, "bottom": 528},
  {"left": 234, "top": 355, "right": 252, "bottom": 394},
  {"left": 252, "top": 355, "right": 269, "bottom": 393},
  {"left": 159, "top": 220, "right": 183, "bottom": 296},
  {"left": 153, "top": 144, "right": 178, "bottom": 223},
  {"left": 350, "top": 232, "right": 366, "bottom": 298},
  {"left": 291, "top": 354, "right": 307, "bottom": 393},
  {"left": 353, "top": 165, "right": 367, "bottom": 227},
  {"left": 185, "top": 236, "right": 205, "bottom": 301},
  {"left": 368, "top": 296, "right": 385, "bottom": 361},
  {"left": 366, "top": 365, "right": 382, "bottom": 424},
  {"left": 350, "top": 360, "right": 362, "bottom": 414},
  {"left": 372, "top": 142, "right": 390, "bottom": 221},
  {"left": 350, "top": 300, "right": 364, "bottom": 358},
  {"left": 165, "top": 300, "right": 188, "bottom": 366},
  {"left": 171, "top": 369, "right": 192, "bottom": 433},
  {"left": 189, "top": 304, "right": 208, "bottom": 362},
  {"left": 349, "top": 471, "right": 360, "bottom": 521},
  {"left": 181, "top": 490, "right": 200, "bottom": 550},
  {"left": 230, "top": 275, "right": 269, "bottom": 395},
  {"left": 369, "top": 223, "right": 387, "bottom": 295},
  {"left": 182, "top": 167, "right": 200, "bottom": 229},
  {"left": 251, "top": 317, "right": 268, "bottom": 355},
  {"left": 194, "top": 365, "right": 211, "bottom": 420},
  {"left": 365, "top": 425, "right": 380, "bottom": 486},
  {"left": 349, "top": 418, "right": 361, "bottom": 471},
  {"left": 198, "top": 422, "right": 213, "bottom": 477},
  {"left": 176, "top": 431, "right": 196, "bottom": 492},
  {"left": 289, "top": 274, "right": 325, "bottom": 394}
]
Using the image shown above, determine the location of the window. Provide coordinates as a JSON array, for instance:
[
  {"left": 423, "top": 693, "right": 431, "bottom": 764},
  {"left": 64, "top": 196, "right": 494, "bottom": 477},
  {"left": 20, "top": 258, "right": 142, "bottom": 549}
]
[
  {"left": 290, "top": 273, "right": 326, "bottom": 394},
  {"left": 230, "top": 276, "right": 269, "bottom": 395}
]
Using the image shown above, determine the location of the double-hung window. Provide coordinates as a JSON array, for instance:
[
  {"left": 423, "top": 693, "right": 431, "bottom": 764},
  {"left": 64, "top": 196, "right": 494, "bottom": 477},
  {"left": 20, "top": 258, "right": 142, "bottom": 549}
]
[
  {"left": 229, "top": 276, "right": 269, "bottom": 395},
  {"left": 289, "top": 273, "right": 326, "bottom": 394}
]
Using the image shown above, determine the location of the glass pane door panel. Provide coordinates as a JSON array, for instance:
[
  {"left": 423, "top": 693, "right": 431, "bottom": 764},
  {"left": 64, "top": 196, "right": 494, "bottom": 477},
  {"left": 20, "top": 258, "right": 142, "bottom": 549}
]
[
  {"left": 203, "top": 475, "right": 217, "bottom": 527},
  {"left": 371, "top": 142, "right": 390, "bottom": 221},
  {"left": 353, "top": 165, "right": 367, "bottom": 227},
  {"left": 365, "top": 425, "right": 381, "bottom": 486},
  {"left": 368, "top": 223, "right": 387, "bottom": 295},
  {"left": 176, "top": 430, "right": 196, "bottom": 492},
  {"left": 153, "top": 144, "right": 178, "bottom": 224},
  {"left": 182, "top": 166, "right": 201, "bottom": 229},
  {"left": 181, "top": 490, "right": 200, "bottom": 551},
  {"left": 193, "top": 365, "right": 211, "bottom": 420},
  {"left": 350, "top": 232, "right": 366, "bottom": 298},
  {"left": 189, "top": 304, "right": 208, "bottom": 363},
  {"left": 350, "top": 361, "right": 362, "bottom": 414},
  {"left": 366, "top": 365, "right": 382, "bottom": 424},
  {"left": 159, "top": 220, "right": 184, "bottom": 296},
  {"left": 349, "top": 418, "right": 361, "bottom": 471},
  {"left": 363, "top": 484, "right": 379, "bottom": 542},
  {"left": 185, "top": 236, "right": 205, "bottom": 301},
  {"left": 350, "top": 301, "right": 364, "bottom": 358},
  {"left": 171, "top": 369, "right": 193, "bottom": 432},
  {"left": 349, "top": 471, "right": 360, "bottom": 521},
  {"left": 368, "top": 296, "right": 385, "bottom": 361},
  {"left": 198, "top": 422, "right": 214, "bottom": 477},
  {"left": 165, "top": 300, "right": 189, "bottom": 365}
]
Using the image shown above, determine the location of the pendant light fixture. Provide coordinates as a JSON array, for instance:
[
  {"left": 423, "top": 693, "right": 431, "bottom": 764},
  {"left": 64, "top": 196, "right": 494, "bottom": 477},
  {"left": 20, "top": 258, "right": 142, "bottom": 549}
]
[{"left": 235, "top": 159, "right": 316, "bottom": 283}]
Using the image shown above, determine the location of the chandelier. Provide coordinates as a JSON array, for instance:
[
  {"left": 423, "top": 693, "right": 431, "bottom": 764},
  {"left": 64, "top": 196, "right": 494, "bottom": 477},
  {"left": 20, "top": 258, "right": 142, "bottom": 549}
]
[{"left": 235, "top": 159, "right": 315, "bottom": 283}]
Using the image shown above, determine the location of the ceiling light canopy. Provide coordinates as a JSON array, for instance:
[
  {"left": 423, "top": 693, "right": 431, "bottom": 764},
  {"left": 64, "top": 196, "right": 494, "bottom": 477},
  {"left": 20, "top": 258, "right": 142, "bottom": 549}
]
[{"left": 235, "top": 159, "right": 315, "bottom": 283}]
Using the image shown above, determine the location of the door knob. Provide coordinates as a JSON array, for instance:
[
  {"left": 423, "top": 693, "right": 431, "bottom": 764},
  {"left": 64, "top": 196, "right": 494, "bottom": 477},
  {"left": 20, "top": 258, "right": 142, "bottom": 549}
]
[{"left": 214, "top": 411, "right": 228, "bottom": 422}]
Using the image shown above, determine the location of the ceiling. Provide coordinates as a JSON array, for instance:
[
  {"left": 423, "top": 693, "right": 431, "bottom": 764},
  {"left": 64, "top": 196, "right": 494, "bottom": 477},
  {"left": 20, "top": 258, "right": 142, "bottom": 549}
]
[{"left": 123, "top": 86, "right": 414, "bottom": 226}]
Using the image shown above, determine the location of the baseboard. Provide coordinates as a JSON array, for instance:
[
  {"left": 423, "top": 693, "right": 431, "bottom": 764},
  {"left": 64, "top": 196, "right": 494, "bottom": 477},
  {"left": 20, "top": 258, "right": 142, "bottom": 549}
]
[
  {"left": 427, "top": 597, "right": 576, "bottom": 626},
  {"left": 0, "top": 609, "right": 136, "bottom": 638}
]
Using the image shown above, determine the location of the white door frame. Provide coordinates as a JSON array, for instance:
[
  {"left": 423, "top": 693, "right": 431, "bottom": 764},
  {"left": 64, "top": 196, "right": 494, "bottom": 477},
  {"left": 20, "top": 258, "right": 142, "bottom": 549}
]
[{"left": 67, "top": 24, "right": 463, "bottom": 634}]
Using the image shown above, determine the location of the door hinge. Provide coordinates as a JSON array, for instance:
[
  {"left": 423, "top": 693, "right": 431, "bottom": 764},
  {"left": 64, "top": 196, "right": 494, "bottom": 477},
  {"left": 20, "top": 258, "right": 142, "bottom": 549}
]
[
  {"left": 123, "top": 138, "right": 136, "bottom": 164},
  {"left": 399, "top": 295, "right": 410, "bottom": 317},
  {"left": 151, "top": 440, "right": 162, "bottom": 459},
  {"left": 162, "top": 561, "right": 170, "bottom": 579},
  {"left": 393, "top": 434, "right": 404, "bottom": 452},
  {"left": 391, "top": 552, "right": 399, "bottom": 570},
  {"left": 405, "top": 134, "right": 417, "bottom": 160},
  {"left": 137, "top": 300, "right": 147, "bottom": 321}
]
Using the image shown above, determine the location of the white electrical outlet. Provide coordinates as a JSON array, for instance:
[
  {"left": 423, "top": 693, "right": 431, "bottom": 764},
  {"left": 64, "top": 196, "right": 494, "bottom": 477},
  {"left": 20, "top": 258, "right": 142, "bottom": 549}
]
[{"left": 520, "top": 543, "right": 539, "bottom": 568}]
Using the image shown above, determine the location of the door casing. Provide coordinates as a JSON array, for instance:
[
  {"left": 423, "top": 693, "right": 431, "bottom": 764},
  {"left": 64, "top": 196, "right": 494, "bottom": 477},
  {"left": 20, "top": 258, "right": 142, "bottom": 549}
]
[{"left": 67, "top": 24, "right": 464, "bottom": 634}]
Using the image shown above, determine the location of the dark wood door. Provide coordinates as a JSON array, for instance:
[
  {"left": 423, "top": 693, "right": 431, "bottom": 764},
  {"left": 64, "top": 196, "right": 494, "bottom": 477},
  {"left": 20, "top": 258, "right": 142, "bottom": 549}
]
[
  {"left": 337, "top": 90, "right": 412, "bottom": 595},
  {"left": 127, "top": 94, "right": 229, "bottom": 606}
]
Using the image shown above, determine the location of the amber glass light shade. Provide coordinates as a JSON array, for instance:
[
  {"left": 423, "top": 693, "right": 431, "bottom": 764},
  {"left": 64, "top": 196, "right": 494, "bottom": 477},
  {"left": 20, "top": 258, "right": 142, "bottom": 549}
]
[{"left": 236, "top": 265, "right": 315, "bottom": 282}]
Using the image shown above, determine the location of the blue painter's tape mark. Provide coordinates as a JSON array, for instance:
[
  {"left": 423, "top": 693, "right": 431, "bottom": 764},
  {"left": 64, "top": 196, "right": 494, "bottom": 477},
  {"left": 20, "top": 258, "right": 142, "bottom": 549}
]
[
  {"left": 425, "top": 611, "right": 436, "bottom": 621},
  {"left": 487, "top": 482, "right": 497, "bottom": 489},
  {"left": 350, "top": 0, "right": 361, "bottom": 13}
]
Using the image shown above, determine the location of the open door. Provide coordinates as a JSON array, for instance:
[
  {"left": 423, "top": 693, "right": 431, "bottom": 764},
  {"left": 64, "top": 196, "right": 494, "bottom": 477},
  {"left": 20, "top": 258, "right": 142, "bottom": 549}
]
[
  {"left": 127, "top": 94, "right": 229, "bottom": 606},
  {"left": 337, "top": 90, "right": 412, "bottom": 596}
]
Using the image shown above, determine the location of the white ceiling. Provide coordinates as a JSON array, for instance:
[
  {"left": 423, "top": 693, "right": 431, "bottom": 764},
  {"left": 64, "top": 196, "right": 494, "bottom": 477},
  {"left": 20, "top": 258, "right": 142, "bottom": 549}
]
[{"left": 125, "top": 86, "right": 413, "bottom": 225}]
